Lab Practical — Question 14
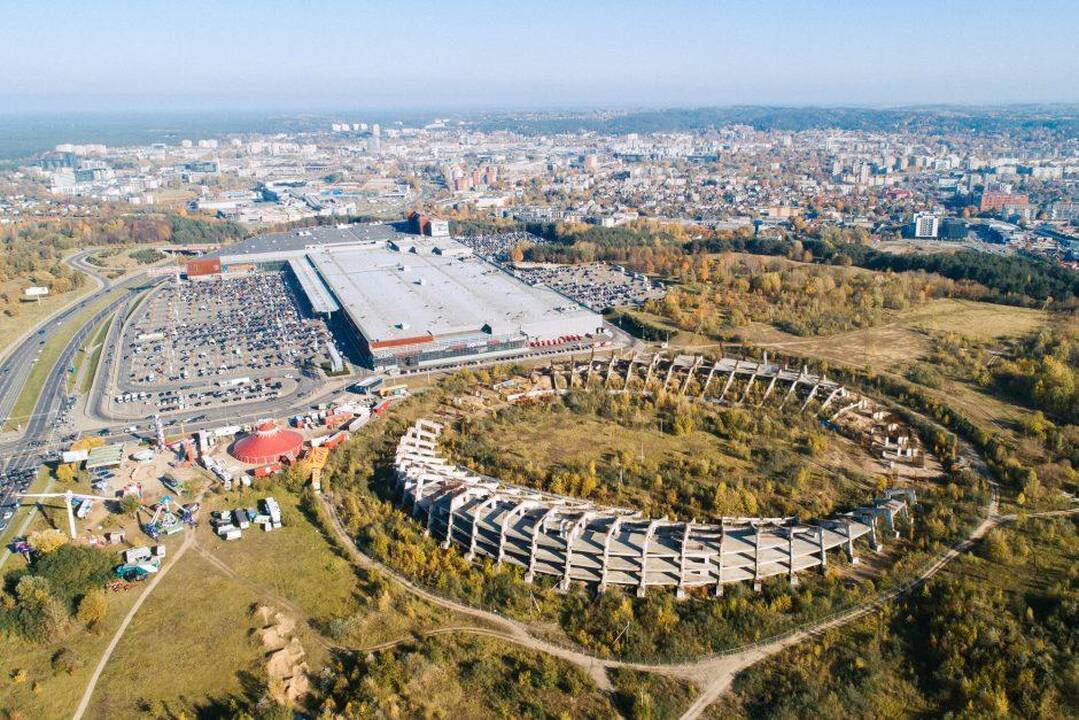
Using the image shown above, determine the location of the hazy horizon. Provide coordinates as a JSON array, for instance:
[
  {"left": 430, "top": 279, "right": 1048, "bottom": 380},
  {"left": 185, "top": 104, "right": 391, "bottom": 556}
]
[{"left": 3, "top": 0, "right": 1078, "bottom": 114}]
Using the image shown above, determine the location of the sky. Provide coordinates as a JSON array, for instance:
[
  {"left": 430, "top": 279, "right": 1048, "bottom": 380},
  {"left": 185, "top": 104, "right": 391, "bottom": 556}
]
[{"left": 2, "top": 0, "right": 1077, "bottom": 113}]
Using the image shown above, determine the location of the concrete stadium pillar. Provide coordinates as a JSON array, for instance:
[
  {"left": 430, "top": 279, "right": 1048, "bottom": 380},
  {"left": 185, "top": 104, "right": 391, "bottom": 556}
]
[
  {"left": 498, "top": 502, "right": 529, "bottom": 565},
  {"left": 817, "top": 526, "right": 827, "bottom": 573},
  {"left": 525, "top": 508, "right": 555, "bottom": 583},
  {"left": 759, "top": 370, "right": 779, "bottom": 405},
  {"left": 599, "top": 516, "right": 624, "bottom": 593},
  {"left": 637, "top": 520, "right": 657, "bottom": 598},
  {"left": 714, "top": 519, "right": 726, "bottom": 596},
  {"left": 738, "top": 367, "right": 759, "bottom": 404},
  {"left": 788, "top": 528, "right": 800, "bottom": 587},
  {"left": 718, "top": 361, "right": 739, "bottom": 402},
  {"left": 845, "top": 521, "right": 859, "bottom": 565},
  {"left": 753, "top": 524, "right": 763, "bottom": 592},
  {"left": 677, "top": 522, "right": 693, "bottom": 599},
  {"left": 468, "top": 495, "right": 499, "bottom": 560},
  {"left": 700, "top": 360, "right": 718, "bottom": 397}
]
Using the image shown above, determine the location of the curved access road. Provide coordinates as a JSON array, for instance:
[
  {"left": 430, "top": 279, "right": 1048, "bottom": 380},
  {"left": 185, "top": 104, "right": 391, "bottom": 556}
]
[{"left": 315, "top": 485, "right": 1024, "bottom": 709}]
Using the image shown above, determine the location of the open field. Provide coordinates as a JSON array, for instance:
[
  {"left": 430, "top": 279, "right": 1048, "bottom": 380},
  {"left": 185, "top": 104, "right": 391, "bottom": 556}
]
[
  {"left": 0, "top": 578, "right": 143, "bottom": 720},
  {"left": 80, "top": 490, "right": 454, "bottom": 718},
  {"left": 654, "top": 298, "right": 1050, "bottom": 374},
  {"left": 0, "top": 279, "right": 97, "bottom": 358},
  {"left": 449, "top": 393, "right": 888, "bottom": 520}
]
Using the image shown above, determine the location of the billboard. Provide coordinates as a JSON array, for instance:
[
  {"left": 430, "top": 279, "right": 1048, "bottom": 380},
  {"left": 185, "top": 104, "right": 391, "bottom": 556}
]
[{"left": 24, "top": 286, "right": 49, "bottom": 298}]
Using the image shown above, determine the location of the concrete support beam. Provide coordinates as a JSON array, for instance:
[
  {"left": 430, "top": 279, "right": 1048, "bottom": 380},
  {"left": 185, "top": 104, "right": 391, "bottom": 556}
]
[
  {"left": 442, "top": 491, "right": 470, "bottom": 550},
  {"left": 817, "top": 526, "right": 827, "bottom": 572},
  {"left": 468, "top": 495, "right": 500, "bottom": 560},
  {"left": 561, "top": 514, "right": 591, "bottom": 591},
  {"left": 680, "top": 356, "right": 703, "bottom": 395},
  {"left": 525, "top": 508, "right": 557, "bottom": 583},
  {"left": 738, "top": 367, "right": 759, "bottom": 405},
  {"left": 425, "top": 496, "right": 440, "bottom": 537},
  {"left": 844, "top": 521, "right": 859, "bottom": 564},
  {"left": 819, "top": 385, "right": 843, "bottom": 413},
  {"left": 800, "top": 380, "right": 822, "bottom": 412},
  {"left": 753, "top": 524, "right": 763, "bottom": 592},
  {"left": 788, "top": 528, "right": 800, "bottom": 586},
  {"left": 718, "top": 361, "right": 739, "bottom": 402},
  {"left": 677, "top": 522, "right": 693, "bottom": 598},
  {"left": 604, "top": 353, "right": 619, "bottom": 388},
  {"left": 759, "top": 370, "right": 779, "bottom": 405},
  {"left": 644, "top": 352, "right": 662, "bottom": 387},
  {"left": 599, "top": 516, "right": 624, "bottom": 592},
  {"left": 498, "top": 501, "right": 530, "bottom": 565},
  {"left": 662, "top": 357, "right": 677, "bottom": 390},
  {"left": 637, "top": 520, "right": 658, "bottom": 597},
  {"left": 714, "top": 520, "right": 726, "bottom": 596},
  {"left": 780, "top": 369, "right": 806, "bottom": 408},
  {"left": 624, "top": 353, "right": 640, "bottom": 390},
  {"left": 700, "top": 360, "right": 719, "bottom": 398},
  {"left": 830, "top": 400, "right": 863, "bottom": 422}
]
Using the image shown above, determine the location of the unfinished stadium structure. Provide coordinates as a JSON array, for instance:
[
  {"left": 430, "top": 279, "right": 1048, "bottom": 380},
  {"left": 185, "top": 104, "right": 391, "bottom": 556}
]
[{"left": 393, "top": 354, "right": 920, "bottom": 596}]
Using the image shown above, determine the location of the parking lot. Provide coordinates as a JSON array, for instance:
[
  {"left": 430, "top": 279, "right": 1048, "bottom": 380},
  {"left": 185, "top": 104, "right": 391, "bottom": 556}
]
[
  {"left": 0, "top": 466, "right": 36, "bottom": 533},
  {"left": 454, "top": 231, "right": 549, "bottom": 263},
  {"left": 454, "top": 232, "right": 666, "bottom": 311},
  {"left": 109, "top": 273, "right": 337, "bottom": 416},
  {"left": 510, "top": 261, "right": 667, "bottom": 311}
]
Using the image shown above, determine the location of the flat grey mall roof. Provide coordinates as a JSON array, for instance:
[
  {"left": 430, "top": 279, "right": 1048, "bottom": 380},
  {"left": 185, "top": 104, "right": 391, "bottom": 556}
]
[
  {"left": 210, "top": 223, "right": 403, "bottom": 259},
  {"left": 307, "top": 240, "right": 601, "bottom": 344}
]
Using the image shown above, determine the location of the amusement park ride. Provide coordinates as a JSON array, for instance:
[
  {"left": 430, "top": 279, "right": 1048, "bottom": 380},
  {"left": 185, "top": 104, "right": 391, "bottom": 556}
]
[{"left": 141, "top": 495, "right": 200, "bottom": 539}]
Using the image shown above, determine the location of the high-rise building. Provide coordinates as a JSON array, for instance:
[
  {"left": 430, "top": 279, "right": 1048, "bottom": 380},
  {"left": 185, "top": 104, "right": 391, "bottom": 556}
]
[{"left": 914, "top": 213, "right": 939, "bottom": 239}]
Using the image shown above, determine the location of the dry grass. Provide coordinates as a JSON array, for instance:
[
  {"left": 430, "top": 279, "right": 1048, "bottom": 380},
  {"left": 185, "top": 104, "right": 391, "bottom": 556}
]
[{"left": 725, "top": 299, "right": 1049, "bottom": 373}]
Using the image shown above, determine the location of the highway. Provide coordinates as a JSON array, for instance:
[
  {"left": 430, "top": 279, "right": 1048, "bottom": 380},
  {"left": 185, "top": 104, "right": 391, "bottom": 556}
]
[
  {"left": 0, "top": 250, "right": 105, "bottom": 435},
  {"left": 0, "top": 253, "right": 163, "bottom": 514}
]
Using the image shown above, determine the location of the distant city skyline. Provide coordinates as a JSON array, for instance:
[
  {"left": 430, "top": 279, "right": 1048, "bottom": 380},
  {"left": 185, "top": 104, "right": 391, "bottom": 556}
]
[{"left": 2, "top": 0, "right": 1078, "bottom": 113}]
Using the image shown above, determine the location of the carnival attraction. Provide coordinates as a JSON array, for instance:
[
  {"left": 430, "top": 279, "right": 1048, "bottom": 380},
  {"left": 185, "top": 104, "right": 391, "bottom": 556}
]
[{"left": 141, "top": 495, "right": 200, "bottom": 539}]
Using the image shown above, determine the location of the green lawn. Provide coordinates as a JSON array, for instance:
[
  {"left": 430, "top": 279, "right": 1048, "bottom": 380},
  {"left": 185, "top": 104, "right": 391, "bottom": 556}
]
[{"left": 68, "top": 312, "right": 113, "bottom": 394}]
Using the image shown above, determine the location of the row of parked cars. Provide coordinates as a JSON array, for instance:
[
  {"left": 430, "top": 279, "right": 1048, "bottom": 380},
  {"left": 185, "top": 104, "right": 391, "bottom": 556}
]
[{"left": 0, "top": 467, "right": 36, "bottom": 532}]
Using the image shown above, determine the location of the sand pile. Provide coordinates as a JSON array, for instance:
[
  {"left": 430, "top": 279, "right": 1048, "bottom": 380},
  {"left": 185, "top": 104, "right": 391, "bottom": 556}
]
[{"left": 253, "top": 604, "right": 309, "bottom": 706}]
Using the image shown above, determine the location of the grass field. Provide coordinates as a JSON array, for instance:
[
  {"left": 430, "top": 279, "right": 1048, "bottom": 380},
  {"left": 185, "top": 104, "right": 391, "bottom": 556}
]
[
  {"left": 450, "top": 394, "right": 883, "bottom": 519},
  {"left": 0, "top": 285, "right": 97, "bottom": 363},
  {"left": 724, "top": 299, "right": 1049, "bottom": 373},
  {"left": 78, "top": 313, "right": 114, "bottom": 395},
  {"left": 67, "top": 312, "right": 113, "bottom": 394},
  {"left": 0, "top": 580, "right": 143, "bottom": 720},
  {"left": 80, "top": 489, "right": 453, "bottom": 718}
]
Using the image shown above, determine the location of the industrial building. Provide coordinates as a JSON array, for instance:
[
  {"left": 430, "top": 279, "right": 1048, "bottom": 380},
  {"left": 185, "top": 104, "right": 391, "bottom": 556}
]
[{"left": 185, "top": 223, "right": 604, "bottom": 370}]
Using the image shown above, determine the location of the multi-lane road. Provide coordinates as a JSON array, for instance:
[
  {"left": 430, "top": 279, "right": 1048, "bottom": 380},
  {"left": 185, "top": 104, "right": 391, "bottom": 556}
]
[{"left": 0, "top": 253, "right": 162, "bottom": 513}]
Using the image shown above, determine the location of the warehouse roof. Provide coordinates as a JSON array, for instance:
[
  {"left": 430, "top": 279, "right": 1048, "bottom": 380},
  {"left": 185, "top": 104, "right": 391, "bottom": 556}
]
[
  {"left": 287, "top": 257, "right": 339, "bottom": 313},
  {"left": 86, "top": 444, "right": 124, "bottom": 470},
  {"left": 210, "top": 222, "right": 402, "bottom": 259},
  {"left": 307, "top": 239, "right": 600, "bottom": 346}
]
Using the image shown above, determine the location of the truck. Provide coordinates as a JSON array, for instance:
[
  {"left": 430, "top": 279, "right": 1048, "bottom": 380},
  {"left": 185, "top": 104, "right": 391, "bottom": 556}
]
[
  {"left": 351, "top": 376, "right": 383, "bottom": 394},
  {"left": 123, "top": 546, "right": 153, "bottom": 564}
]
